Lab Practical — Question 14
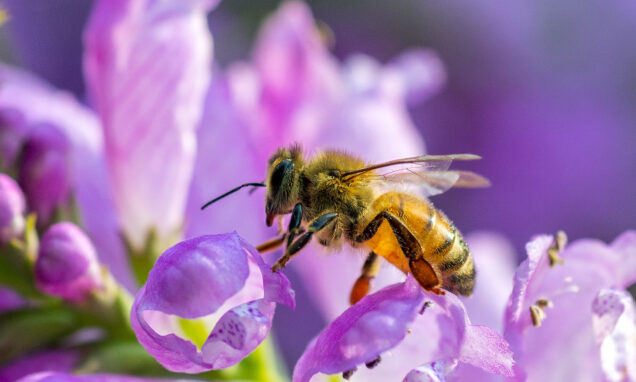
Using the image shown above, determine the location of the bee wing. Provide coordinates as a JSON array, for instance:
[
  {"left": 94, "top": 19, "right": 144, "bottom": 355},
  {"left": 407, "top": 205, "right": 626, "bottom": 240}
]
[
  {"left": 367, "top": 168, "right": 490, "bottom": 197},
  {"left": 341, "top": 153, "right": 481, "bottom": 181}
]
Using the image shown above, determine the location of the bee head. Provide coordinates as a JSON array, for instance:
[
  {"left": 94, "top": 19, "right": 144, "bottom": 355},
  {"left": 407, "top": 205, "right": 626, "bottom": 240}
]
[{"left": 265, "top": 145, "right": 303, "bottom": 226}]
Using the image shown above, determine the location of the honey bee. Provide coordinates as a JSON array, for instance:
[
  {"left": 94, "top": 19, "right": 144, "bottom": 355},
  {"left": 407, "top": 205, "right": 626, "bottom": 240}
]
[{"left": 202, "top": 145, "right": 490, "bottom": 304}]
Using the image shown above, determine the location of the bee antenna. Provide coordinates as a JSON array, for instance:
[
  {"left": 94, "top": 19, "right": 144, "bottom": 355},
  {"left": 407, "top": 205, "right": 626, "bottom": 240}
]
[{"left": 201, "top": 182, "right": 266, "bottom": 210}]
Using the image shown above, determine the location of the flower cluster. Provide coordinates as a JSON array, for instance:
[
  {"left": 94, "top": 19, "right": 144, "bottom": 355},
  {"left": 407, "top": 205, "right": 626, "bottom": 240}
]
[{"left": 0, "top": 1, "right": 634, "bottom": 382}]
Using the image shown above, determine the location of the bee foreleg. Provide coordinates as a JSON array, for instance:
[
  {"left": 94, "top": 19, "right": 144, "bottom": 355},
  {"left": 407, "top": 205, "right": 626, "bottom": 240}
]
[
  {"left": 350, "top": 251, "right": 381, "bottom": 305},
  {"left": 271, "top": 212, "right": 338, "bottom": 272},
  {"left": 256, "top": 235, "right": 286, "bottom": 253},
  {"left": 286, "top": 203, "right": 303, "bottom": 249}
]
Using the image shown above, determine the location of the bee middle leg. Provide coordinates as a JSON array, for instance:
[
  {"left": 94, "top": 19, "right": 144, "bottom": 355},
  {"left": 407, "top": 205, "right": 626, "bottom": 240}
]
[
  {"left": 271, "top": 212, "right": 338, "bottom": 272},
  {"left": 350, "top": 251, "right": 381, "bottom": 305},
  {"left": 355, "top": 211, "right": 442, "bottom": 294}
]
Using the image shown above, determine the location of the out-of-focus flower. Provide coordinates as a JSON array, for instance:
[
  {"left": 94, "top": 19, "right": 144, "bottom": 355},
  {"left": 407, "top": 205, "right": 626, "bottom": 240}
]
[
  {"left": 504, "top": 230, "right": 636, "bottom": 381},
  {"left": 0, "top": 286, "right": 25, "bottom": 313},
  {"left": 293, "top": 276, "right": 514, "bottom": 382},
  {"left": 130, "top": 232, "right": 294, "bottom": 373},
  {"left": 0, "top": 173, "right": 26, "bottom": 243},
  {"left": 16, "top": 371, "right": 166, "bottom": 382},
  {"left": 18, "top": 123, "right": 71, "bottom": 225},
  {"left": 0, "top": 350, "right": 79, "bottom": 382},
  {"left": 0, "top": 107, "right": 27, "bottom": 171},
  {"left": 592, "top": 288, "right": 636, "bottom": 381},
  {"left": 35, "top": 222, "right": 103, "bottom": 302},
  {"left": 0, "top": 63, "right": 133, "bottom": 289},
  {"left": 84, "top": 0, "right": 217, "bottom": 251}
]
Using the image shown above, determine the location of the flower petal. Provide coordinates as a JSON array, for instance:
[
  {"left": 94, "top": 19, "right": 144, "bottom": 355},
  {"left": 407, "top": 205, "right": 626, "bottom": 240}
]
[
  {"left": 84, "top": 0, "right": 215, "bottom": 249},
  {"left": 402, "top": 361, "right": 455, "bottom": 382},
  {"left": 387, "top": 49, "right": 446, "bottom": 107},
  {"left": 131, "top": 233, "right": 293, "bottom": 373},
  {"left": 504, "top": 234, "right": 623, "bottom": 381},
  {"left": 592, "top": 288, "right": 636, "bottom": 381},
  {"left": 610, "top": 230, "right": 636, "bottom": 287},
  {"left": 292, "top": 277, "right": 424, "bottom": 382}
]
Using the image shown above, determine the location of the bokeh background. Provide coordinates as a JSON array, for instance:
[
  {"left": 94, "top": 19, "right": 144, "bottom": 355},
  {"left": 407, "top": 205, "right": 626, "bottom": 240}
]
[
  {"left": 1, "top": 0, "right": 635, "bottom": 372},
  {"left": 2, "top": 0, "right": 633, "bottom": 256}
]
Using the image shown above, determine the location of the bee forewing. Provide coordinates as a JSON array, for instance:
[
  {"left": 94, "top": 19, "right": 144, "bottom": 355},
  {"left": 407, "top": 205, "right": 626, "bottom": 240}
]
[{"left": 369, "top": 169, "right": 490, "bottom": 197}]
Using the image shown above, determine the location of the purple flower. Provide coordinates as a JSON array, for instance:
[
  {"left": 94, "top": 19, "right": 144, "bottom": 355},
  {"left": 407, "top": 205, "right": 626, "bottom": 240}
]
[
  {"left": 0, "top": 107, "right": 28, "bottom": 170},
  {"left": 293, "top": 276, "right": 514, "bottom": 382},
  {"left": 84, "top": 0, "right": 216, "bottom": 250},
  {"left": 35, "top": 222, "right": 103, "bottom": 302},
  {"left": 503, "top": 230, "right": 636, "bottom": 381},
  {"left": 0, "top": 350, "right": 79, "bottom": 382},
  {"left": 130, "top": 232, "right": 294, "bottom": 373},
  {"left": 0, "top": 173, "right": 26, "bottom": 243},
  {"left": 0, "top": 63, "right": 133, "bottom": 290},
  {"left": 16, "top": 372, "right": 166, "bottom": 382},
  {"left": 18, "top": 123, "right": 71, "bottom": 225},
  {"left": 0, "top": 286, "right": 26, "bottom": 313}
]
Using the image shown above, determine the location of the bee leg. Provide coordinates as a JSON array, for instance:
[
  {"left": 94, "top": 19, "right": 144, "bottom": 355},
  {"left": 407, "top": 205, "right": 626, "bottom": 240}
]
[
  {"left": 355, "top": 211, "right": 440, "bottom": 292},
  {"left": 350, "top": 251, "right": 381, "bottom": 305},
  {"left": 286, "top": 203, "right": 303, "bottom": 249},
  {"left": 256, "top": 235, "right": 285, "bottom": 253},
  {"left": 272, "top": 212, "right": 338, "bottom": 272}
]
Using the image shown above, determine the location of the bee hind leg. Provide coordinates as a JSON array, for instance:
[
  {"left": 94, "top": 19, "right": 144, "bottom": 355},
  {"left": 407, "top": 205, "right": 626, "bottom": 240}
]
[
  {"left": 271, "top": 212, "right": 338, "bottom": 272},
  {"left": 350, "top": 251, "right": 381, "bottom": 305},
  {"left": 355, "top": 211, "right": 441, "bottom": 293}
]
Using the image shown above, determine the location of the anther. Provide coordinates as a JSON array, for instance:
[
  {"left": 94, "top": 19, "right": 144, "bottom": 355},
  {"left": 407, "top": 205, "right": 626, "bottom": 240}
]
[
  {"left": 342, "top": 367, "right": 357, "bottom": 380},
  {"left": 365, "top": 356, "right": 382, "bottom": 369},
  {"left": 547, "top": 230, "right": 567, "bottom": 267},
  {"left": 419, "top": 301, "right": 432, "bottom": 315},
  {"left": 529, "top": 297, "right": 553, "bottom": 327}
]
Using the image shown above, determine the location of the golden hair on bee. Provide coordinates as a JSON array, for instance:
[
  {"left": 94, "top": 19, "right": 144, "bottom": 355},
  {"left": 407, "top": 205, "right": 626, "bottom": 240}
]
[{"left": 203, "top": 144, "right": 490, "bottom": 305}]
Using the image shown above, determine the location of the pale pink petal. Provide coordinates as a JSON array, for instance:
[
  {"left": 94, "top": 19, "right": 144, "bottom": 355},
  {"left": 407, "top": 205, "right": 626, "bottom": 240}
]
[{"left": 84, "top": 0, "right": 215, "bottom": 249}]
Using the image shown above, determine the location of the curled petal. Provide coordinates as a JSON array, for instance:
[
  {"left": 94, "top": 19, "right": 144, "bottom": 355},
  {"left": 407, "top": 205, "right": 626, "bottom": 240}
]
[
  {"left": 16, "top": 372, "right": 167, "bottom": 382},
  {"left": 131, "top": 233, "right": 294, "bottom": 373},
  {"left": 592, "top": 288, "right": 636, "bottom": 381},
  {"left": 84, "top": 0, "right": 215, "bottom": 249}
]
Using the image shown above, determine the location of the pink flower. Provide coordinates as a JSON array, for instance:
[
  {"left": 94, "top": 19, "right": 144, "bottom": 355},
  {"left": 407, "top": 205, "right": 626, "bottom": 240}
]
[
  {"left": 504, "top": 230, "right": 636, "bottom": 381},
  {"left": 84, "top": 0, "right": 217, "bottom": 250}
]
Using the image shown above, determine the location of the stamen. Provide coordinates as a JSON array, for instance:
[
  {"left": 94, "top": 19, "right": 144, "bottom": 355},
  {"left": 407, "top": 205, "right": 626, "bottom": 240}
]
[
  {"left": 419, "top": 301, "right": 433, "bottom": 315},
  {"left": 547, "top": 230, "right": 567, "bottom": 267},
  {"left": 530, "top": 305, "right": 546, "bottom": 327},
  {"left": 365, "top": 356, "right": 382, "bottom": 369},
  {"left": 343, "top": 367, "right": 357, "bottom": 380},
  {"left": 530, "top": 297, "right": 553, "bottom": 327},
  {"left": 407, "top": 328, "right": 413, "bottom": 334}
]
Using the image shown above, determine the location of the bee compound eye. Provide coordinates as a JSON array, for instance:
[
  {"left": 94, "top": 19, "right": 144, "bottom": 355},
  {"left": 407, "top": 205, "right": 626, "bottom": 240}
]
[
  {"left": 271, "top": 159, "right": 293, "bottom": 194},
  {"left": 328, "top": 169, "right": 341, "bottom": 178}
]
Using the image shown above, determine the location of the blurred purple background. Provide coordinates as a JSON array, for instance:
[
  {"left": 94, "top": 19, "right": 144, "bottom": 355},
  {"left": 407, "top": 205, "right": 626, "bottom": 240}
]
[{"left": 2, "top": 0, "right": 633, "bottom": 258}]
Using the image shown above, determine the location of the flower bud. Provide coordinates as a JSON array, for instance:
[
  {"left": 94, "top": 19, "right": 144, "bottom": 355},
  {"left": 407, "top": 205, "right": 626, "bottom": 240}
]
[
  {"left": 18, "top": 123, "right": 71, "bottom": 225},
  {"left": 0, "top": 173, "right": 26, "bottom": 244},
  {"left": 35, "top": 222, "right": 103, "bottom": 302}
]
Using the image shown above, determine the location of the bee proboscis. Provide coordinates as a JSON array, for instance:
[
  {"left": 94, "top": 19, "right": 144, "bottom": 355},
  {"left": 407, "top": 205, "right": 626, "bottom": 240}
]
[{"left": 202, "top": 145, "right": 490, "bottom": 304}]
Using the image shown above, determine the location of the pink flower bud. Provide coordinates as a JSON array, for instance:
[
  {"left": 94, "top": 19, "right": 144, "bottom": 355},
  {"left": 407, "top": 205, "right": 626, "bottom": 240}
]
[
  {"left": 35, "top": 222, "right": 103, "bottom": 302},
  {"left": 0, "top": 173, "right": 26, "bottom": 244}
]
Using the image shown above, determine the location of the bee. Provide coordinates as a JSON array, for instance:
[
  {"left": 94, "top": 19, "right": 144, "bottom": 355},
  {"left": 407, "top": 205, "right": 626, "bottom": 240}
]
[{"left": 202, "top": 145, "right": 489, "bottom": 304}]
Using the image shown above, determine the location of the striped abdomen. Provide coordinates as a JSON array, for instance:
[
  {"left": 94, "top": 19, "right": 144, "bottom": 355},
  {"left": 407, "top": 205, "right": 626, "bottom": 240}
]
[{"left": 356, "top": 192, "right": 475, "bottom": 296}]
